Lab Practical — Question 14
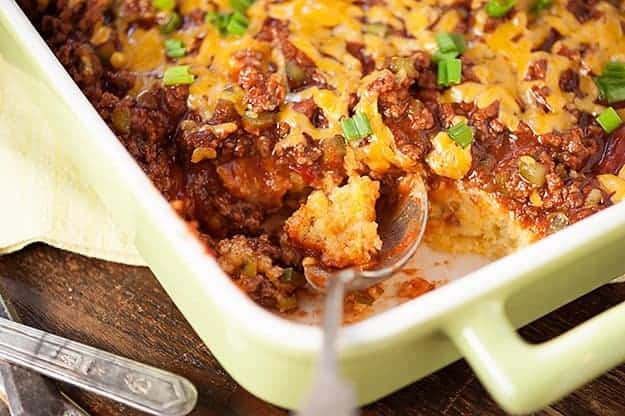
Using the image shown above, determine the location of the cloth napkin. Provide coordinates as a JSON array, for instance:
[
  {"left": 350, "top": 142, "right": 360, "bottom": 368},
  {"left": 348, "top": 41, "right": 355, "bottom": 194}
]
[{"left": 0, "top": 54, "right": 145, "bottom": 266}]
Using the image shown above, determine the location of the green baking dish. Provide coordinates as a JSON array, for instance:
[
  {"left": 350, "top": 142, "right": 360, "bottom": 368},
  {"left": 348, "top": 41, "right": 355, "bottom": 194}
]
[{"left": 3, "top": 1, "right": 625, "bottom": 413}]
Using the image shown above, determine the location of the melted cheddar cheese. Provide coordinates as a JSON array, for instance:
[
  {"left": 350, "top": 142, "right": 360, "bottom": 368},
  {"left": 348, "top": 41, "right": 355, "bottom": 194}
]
[{"left": 106, "top": 0, "right": 625, "bottom": 178}]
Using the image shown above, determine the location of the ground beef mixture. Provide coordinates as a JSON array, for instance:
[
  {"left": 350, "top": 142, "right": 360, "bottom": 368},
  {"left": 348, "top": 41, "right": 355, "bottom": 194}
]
[{"left": 19, "top": 0, "right": 625, "bottom": 312}]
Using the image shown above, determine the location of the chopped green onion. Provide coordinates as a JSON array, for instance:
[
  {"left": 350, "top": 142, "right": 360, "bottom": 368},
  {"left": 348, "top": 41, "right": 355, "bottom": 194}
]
[
  {"left": 229, "top": 0, "right": 253, "bottom": 13},
  {"left": 448, "top": 122, "right": 474, "bottom": 148},
  {"left": 596, "top": 79, "right": 625, "bottom": 104},
  {"left": 595, "top": 61, "right": 625, "bottom": 104},
  {"left": 530, "top": 0, "right": 552, "bottom": 13},
  {"left": 597, "top": 107, "right": 623, "bottom": 134},
  {"left": 207, "top": 10, "right": 248, "bottom": 36},
  {"left": 603, "top": 62, "right": 625, "bottom": 78},
  {"left": 604, "top": 85, "right": 625, "bottom": 104},
  {"left": 160, "top": 12, "right": 181, "bottom": 34},
  {"left": 341, "top": 112, "right": 372, "bottom": 142},
  {"left": 206, "top": 11, "right": 230, "bottom": 33},
  {"left": 164, "top": 39, "right": 186, "bottom": 58},
  {"left": 352, "top": 112, "right": 372, "bottom": 137},
  {"left": 226, "top": 11, "right": 249, "bottom": 35},
  {"left": 485, "top": 0, "right": 515, "bottom": 17},
  {"left": 341, "top": 118, "right": 359, "bottom": 141},
  {"left": 152, "top": 0, "right": 174, "bottom": 11},
  {"left": 166, "top": 48, "right": 186, "bottom": 58},
  {"left": 164, "top": 39, "right": 183, "bottom": 49},
  {"left": 432, "top": 50, "right": 459, "bottom": 64},
  {"left": 436, "top": 32, "right": 466, "bottom": 54},
  {"left": 163, "top": 65, "right": 194, "bottom": 86},
  {"left": 363, "top": 22, "right": 388, "bottom": 37},
  {"left": 438, "top": 58, "right": 462, "bottom": 87}
]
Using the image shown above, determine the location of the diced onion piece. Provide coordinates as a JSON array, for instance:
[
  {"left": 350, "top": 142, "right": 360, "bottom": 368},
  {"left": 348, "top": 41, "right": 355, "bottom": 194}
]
[
  {"left": 241, "top": 260, "right": 257, "bottom": 278},
  {"left": 598, "top": 174, "right": 625, "bottom": 203},
  {"left": 242, "top": 112, "right": 276, "bottom": 132},
  {"left": 389, "top": 57, "right": 418, "bottom": 78},
  {"left": 585, "top": 188, "right": 603, "bottom": 207},
  {"left": 353, "top": 291, "right": 375, "bottom": 305},
  {"left": 111, "top": 106, "right": 131, "bottom": 134},
  {"left": 548, "top": 212, "right": 569, "bottom": 234},
  {"left": 191, "top": 147, "right": 217, "bottom": 163},
  {"left": 363, "top": 22, "right": 388, "bottom": 37},
  {"left": 279, "top": 268, "right": 305, "bottom": 285},
  {"left": 518, "top": 155, "right": 547, "bottom": 187},
  {"left": 426, "top": 131, "right": 472, "bottom": 180},
  {"left": 210, "top": 122, "right": 239, "bottom": 137},
  {"left": 90, "top": 26, "right": 111, "bottom": 46},
  {"left": 276, "top": 295, "right": 297, "bottom": 312},
  {"left": 529, "top": 190, "right": 543, "bottom": 207}
]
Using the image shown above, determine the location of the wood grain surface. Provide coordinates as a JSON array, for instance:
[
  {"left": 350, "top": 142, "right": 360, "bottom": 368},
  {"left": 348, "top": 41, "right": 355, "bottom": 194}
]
[{"left": 0, "top": 244, "right": 624, "bottom": 415}]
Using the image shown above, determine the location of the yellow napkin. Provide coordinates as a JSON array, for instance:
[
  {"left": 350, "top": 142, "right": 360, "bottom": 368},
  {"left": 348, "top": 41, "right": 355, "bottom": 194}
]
[{"left": 0, "top": 54, "right": 145, "bottom": 266}]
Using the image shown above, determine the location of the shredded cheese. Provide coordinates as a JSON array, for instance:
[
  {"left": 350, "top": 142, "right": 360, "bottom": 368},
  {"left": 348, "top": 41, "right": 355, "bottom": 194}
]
[{"left": 115, "top": 0, "right": 624, "bottom": 174}]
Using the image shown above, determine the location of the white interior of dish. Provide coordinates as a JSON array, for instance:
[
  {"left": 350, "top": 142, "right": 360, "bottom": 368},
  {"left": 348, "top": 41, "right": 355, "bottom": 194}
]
[
  {"left": 5, "top": 0, "right": 625, "bottom": 354},
  {"left": 290, "top": 246, "right": 489, "bottom": 324}
]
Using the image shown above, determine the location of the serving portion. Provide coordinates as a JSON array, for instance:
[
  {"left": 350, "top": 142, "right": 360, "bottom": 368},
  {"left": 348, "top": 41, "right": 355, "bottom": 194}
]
[{"left": 18, "top": 0, "right": 625, "bottom": 313}]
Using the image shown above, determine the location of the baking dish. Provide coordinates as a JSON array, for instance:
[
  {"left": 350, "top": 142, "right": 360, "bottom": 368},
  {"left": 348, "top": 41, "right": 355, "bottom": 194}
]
[{"left": 4, "top": 1, "right": 625, "bottom": 413}]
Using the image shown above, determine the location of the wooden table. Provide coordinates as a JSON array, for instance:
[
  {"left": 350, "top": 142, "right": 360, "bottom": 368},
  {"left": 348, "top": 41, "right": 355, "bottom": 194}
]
[{"left": 0, "top": 244, "right": 624, "bottom": 415}]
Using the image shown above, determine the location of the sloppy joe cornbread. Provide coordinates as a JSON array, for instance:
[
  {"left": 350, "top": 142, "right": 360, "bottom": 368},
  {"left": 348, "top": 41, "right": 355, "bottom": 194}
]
[{"left": 19, "top": 0, "right": 625, "bottom": 312}]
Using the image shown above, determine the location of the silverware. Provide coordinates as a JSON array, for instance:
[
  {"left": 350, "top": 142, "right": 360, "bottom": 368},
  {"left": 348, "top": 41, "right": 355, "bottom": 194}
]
[
  {"left": 0, "top": 316, "right": 198, "bottom": 416},
  {"left": 298, "top": 174, "right": 429, "bottom": 416},
  {"left": 0, "top": 284, "right": 89, "bottom": 416}
]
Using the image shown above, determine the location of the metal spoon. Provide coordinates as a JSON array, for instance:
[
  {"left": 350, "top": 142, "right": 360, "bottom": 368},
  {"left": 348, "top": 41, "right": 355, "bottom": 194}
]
[
  {"left": 297, "top": 174, "right": 428, "bottom": 416},
  {"left": 0, "top": 318, "right": 198, "bottom": 416}
]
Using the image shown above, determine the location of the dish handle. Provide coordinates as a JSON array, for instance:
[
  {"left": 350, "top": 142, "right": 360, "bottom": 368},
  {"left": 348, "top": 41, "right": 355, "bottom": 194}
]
[{"left": 444, "top": 297, "right": 625, "bottom": 414}]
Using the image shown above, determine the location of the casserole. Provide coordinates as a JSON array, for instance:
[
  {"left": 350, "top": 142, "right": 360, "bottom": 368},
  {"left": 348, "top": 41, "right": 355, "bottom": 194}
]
[{"left": 4, "top": 0, "right": 625, "bottom": 413}]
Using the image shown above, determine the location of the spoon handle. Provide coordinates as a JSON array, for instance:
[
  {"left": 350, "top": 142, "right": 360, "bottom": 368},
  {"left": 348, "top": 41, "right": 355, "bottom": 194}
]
[
  {"left": 0, "top": 317, "right": 197, "bottom": 416},
  {"left": 298, "top": 270, "right": 358, "bottom": 416}
]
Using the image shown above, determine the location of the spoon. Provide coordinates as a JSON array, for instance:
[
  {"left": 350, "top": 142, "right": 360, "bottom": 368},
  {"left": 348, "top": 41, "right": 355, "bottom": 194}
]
[{"left": 297, "top": 174, "right": 428, "bottom": 416}]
